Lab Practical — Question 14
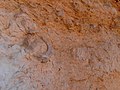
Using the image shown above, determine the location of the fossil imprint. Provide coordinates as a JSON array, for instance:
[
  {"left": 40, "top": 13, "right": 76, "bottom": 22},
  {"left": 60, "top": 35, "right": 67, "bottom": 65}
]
[{"left": 22, "top": 34, "right": 53, "bottom": 63}]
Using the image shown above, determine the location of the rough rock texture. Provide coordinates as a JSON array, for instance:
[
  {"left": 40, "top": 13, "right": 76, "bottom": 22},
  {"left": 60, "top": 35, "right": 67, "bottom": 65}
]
[{"left": 0, "top": 0, "right": 120, "bottom": 90}]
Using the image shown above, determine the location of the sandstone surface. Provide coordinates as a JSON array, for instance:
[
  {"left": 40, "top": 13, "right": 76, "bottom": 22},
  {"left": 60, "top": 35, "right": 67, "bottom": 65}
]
[{"left": 0, "top": 0, "right": 120, "bottom": 90}]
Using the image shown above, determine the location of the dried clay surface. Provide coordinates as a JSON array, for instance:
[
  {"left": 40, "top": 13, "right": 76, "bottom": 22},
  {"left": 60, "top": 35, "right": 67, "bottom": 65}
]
[{"left": 0, "top": 0, "right": 120, "bottom": 90}]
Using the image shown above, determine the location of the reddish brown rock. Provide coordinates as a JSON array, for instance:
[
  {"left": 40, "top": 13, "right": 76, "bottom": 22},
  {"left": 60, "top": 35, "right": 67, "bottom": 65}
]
[{"left": 0, "top": 0, "right": 120, "bottom": 90}]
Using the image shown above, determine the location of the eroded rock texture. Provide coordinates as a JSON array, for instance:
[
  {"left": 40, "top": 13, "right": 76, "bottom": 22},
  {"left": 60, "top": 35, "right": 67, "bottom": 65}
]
[{"left": 0, "top": 0, "right": 120, "bottom": 90}]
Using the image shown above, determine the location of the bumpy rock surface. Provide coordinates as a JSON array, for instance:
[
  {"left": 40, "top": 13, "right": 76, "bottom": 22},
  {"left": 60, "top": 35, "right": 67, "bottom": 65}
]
[{"left": 0, "top": 0, "right": 120, "bottom": 90}]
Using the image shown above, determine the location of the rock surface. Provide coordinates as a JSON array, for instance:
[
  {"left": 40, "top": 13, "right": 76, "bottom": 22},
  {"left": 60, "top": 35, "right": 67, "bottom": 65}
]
[{"left": 0, "top": 0, "right": 120, "bottom": 90}]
